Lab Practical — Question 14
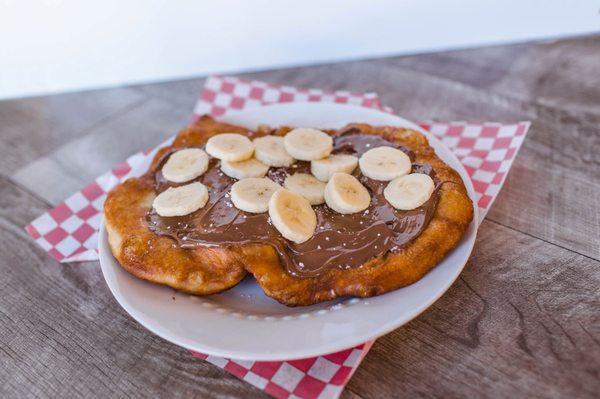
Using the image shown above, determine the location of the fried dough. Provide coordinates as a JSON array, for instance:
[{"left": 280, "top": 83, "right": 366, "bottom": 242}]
[
  {"left": 103, "top": 117, "right": 251, "bottom": 294},
  {"left": 105, "top": 116, "right": 473, "bottom": 304},
  {"left": 240, "top": 124, "right": 474, "bottom": 305}
]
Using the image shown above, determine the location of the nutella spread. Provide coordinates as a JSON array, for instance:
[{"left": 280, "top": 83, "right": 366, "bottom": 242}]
[{"left": 148, "top": 129, "right": 440, "bottom": 278}]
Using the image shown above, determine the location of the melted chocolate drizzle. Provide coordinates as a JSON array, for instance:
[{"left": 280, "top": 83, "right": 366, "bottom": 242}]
[{"left": 147, "top": 130, "right": 440, "bottom": 278}]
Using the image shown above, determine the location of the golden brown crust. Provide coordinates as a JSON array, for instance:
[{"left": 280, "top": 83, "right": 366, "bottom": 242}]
[
  {"left": 240, "top": 123, "right": 474, "bottom": 305},
  {"left": 103, "top": 116, "right": 250, "bottom": 295},
  {"left": 104, "top": 116, "right": 473, "bottom": 304}
]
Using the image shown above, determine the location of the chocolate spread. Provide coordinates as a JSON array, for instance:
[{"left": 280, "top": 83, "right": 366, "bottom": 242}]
[{"left": 147, "top": 129, "right": 440, "bottom": 278}]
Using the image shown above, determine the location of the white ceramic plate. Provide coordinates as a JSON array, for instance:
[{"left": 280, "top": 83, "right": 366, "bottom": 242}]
[{"left": 99, "top": 103, "right": 478, "bottom": 361}]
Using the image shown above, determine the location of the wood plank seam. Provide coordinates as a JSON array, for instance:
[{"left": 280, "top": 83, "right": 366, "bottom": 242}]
[{"left": 487, "top": 219, "right": 600, "bottom": 263}]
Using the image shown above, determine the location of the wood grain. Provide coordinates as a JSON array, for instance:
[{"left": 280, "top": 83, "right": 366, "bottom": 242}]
[
  {"left": 133, "top": 78, "right": 207, "bottom": 110},
  {"left": 0, "top": 176, "right": 268, "bottom": 399},
  {"left": 386, "top": 35, "right": 600, "bottom": 115},
  {"left": 1, "top": 35, "right": 599, "bottom": 398},
  {"left": 11, "top": 98, "right": 191, "bottom": 205},
  {"left": 347, "top": 220, "right": 600, "bottom": 399},
  {"left": 0, "top": 87, "right": 144, "bottom": 176}
]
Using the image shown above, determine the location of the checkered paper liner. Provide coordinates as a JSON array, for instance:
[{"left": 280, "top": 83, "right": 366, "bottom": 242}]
[
  {"left": 192, "top": 342, "right": 374, "bottom": 399},
  {"left": 25, "top": 75, "right": 529, "bottom": 399},
  {"left": 194, "top": 75, "right": 394, "bottom": 117}
]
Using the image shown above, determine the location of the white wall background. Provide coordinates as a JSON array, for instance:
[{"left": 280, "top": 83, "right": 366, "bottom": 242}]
[{"left": 0, "top": 0, "right": 598, "bottom": 99}]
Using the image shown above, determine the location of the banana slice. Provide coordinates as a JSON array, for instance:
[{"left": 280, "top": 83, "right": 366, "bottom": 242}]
[
  {"left": 161, "top": 148, "right": 209, "bottom": 183},
  {"left": 324, "top": 173, "right": 371, "bottom": 214},
  {"left": 153, "top": 182, "right": 209, "bottom": 217},
  {"left": 384, "top": 173, "right": 435, "bottom": 210},
  {"left": 358, "top": 146, "right": 411, "bottom": 181},
  {"left": 221, "top": 158, "right": 269, "bottom": 179},
  {"left": 311, "top": 154, "right": 358, "bottom": 182},
  {"left": 206, "top": 133, "right": 254, "bottom": 162},
  {"left": 253, "top": 135, "right": 295, "bottom": 167},
  {"left": 284, "top": 173, "right": 326, "bottom": 205},
  {"left": 283, "top": 128, "right": 333, "bottom": 161},
  {"left": 268, "top": 188, "right": 317, "bottom": 244},
  {"left": 230, "top": 177, "right": 280, "bottom": 213}
]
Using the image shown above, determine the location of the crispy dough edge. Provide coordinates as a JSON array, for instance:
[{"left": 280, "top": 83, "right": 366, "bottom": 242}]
[
  {"left": 104, "top": 116, "right": 255, "bottom": 294},
  {"left": 240, "top": 123, "right": 475, "bottom": 306}
]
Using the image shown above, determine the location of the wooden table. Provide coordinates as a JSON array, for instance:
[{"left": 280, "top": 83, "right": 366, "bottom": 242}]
[{"left": 1, "top": 35, "right": 599, "bottom": 398}]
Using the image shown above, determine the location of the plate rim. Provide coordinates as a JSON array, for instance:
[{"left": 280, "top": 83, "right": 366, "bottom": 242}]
[{"left": 99, "top": 102, "right": 478, "bottom": 360}]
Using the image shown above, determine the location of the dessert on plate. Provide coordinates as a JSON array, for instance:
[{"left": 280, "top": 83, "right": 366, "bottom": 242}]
[{"left": 104, "top": 115, "right": 473, "bottom": 306}]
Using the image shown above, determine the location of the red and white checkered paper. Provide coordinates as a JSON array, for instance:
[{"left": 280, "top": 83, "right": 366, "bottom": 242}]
[{"left": 25, "top": 75, "right": 529, "bottom": 399}]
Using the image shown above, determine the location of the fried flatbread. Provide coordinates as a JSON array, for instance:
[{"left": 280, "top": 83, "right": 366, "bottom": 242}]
[
  {"left": 240, "top": 124, "right": 474, "bottom": 305},
  {"left": 104, "top": 117, "right": 251, "bottom": 294},
  {"left": 105, "top": 116, "right": 473, "bottom": 304}
]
